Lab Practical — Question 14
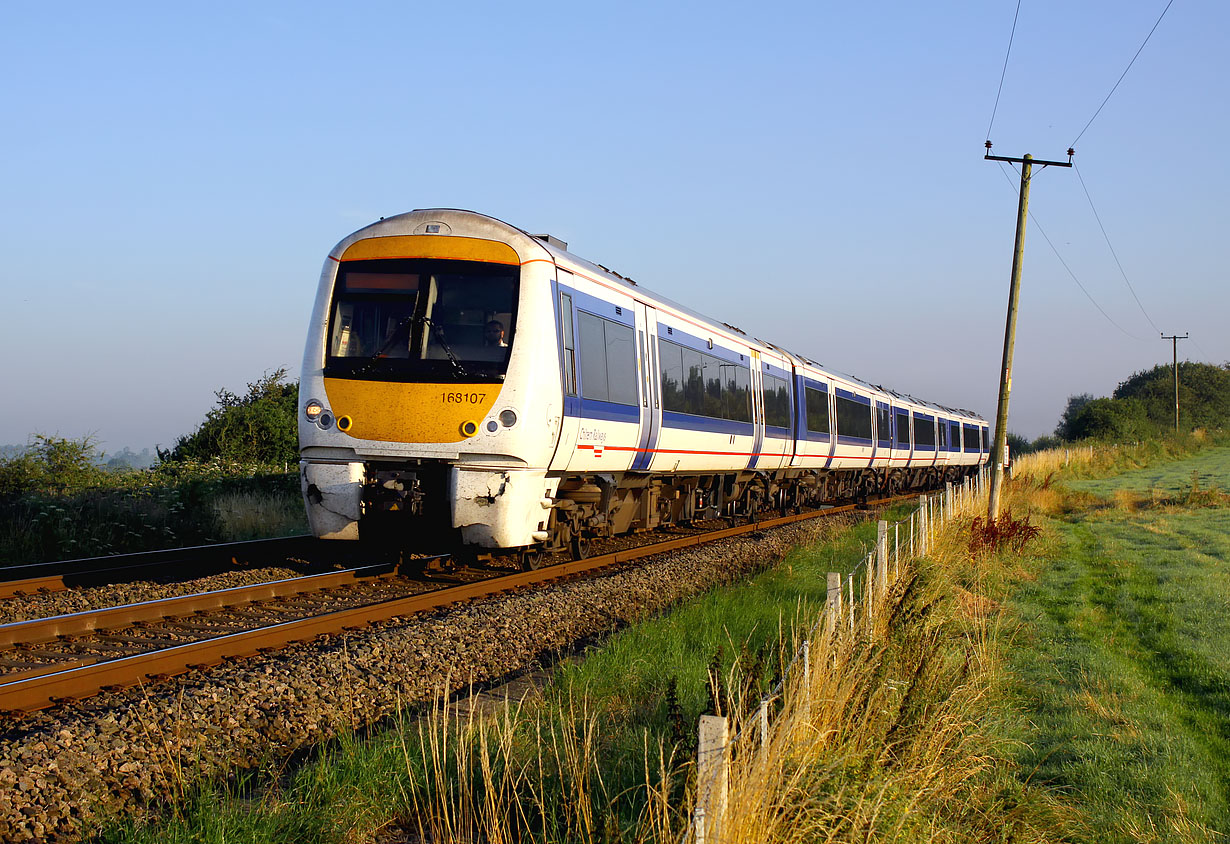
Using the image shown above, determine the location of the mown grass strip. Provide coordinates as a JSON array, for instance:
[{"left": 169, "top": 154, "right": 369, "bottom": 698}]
[{"left": 999, "top": 444, "right": 1230, "bottom": 842}]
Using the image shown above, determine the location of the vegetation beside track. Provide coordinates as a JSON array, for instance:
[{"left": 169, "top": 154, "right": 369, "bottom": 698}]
[
  {"left": 997, "top": 442, "right": 1230, "bottom": 840},
  {"left": 0, "top": 371, "right": 305, "bottom": 566},
  {"left": 97, "top": 503, "right": 1067, "bottom": 843},
  {"left": 91, "top": 434, "right": 1230, "bottom": 843}
]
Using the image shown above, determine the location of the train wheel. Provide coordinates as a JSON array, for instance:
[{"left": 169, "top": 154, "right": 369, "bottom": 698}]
[
  {"left": 570, "top": 534, "right": 592, "bottom": 560},
  {"left": 520, "top": 546, "right": 546, "bottom": 571}
]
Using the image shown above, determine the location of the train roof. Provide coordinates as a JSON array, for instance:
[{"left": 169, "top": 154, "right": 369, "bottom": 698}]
[{"left": 351, "top": 209, "right": 987, "bottom": 424}]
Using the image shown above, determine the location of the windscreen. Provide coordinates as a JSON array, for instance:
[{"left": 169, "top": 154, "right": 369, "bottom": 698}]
[{"left": 325, "top": 258, "right": 519, "bottom": 382}]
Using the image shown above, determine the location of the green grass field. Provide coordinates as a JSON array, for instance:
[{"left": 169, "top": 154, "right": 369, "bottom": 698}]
[{"left": 1003, "top": 446, "right": 1230, "bottom": 841}]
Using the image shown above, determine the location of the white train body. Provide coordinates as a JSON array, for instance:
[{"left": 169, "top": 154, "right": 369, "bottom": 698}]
[{"left": 298, "top": 210, "right": 988, "bottom": 554}]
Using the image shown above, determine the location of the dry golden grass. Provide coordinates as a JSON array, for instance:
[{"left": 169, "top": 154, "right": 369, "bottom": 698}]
[
  {"left": 381, "top": 478, "right": 1076, "bottom": 843},
  {"left": 213, "top": 490, "right": 306, "bottom": 541}
]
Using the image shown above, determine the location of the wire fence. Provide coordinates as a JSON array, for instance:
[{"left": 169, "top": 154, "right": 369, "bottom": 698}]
[{"left": 685, "top": 466, "right": 991, "bottom": 844}]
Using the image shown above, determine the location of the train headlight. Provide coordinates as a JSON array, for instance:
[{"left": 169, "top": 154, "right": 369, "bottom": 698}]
[
  {"left": 304, "top": 400, "right": 324, "bottom": 421},
  {"left": 318, "top": 412, "right": 335, "bottom": 430},
  {"left": 460, "top": 420, "right": 479, "bottom": 437},
  {"left": 499, "top": 409, "right": 518, "bottom": 428},
  {"left": 486, "top": 420, "right": 499, "bottom": 433}
]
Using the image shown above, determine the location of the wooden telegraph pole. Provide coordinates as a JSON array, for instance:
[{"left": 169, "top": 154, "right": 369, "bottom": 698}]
[
  {"left": 984, "top": 144, "right": 1073, "bottom": 523},
  {"left": 1161, "top": 332, "right": 1188, "bottom": 433}
]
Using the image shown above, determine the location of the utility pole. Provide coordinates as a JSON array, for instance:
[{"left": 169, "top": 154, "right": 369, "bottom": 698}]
[
  {"left": 1161, "top": 332, "right": 1188, "bottom": 433},
  {"left": 984, "top": 144, "right": 1073, "bottom": 523}
]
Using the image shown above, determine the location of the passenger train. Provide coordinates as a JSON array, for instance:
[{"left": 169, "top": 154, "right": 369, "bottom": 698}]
[{"left": 298, "top": 209, "right": 989, "bottom": 564}]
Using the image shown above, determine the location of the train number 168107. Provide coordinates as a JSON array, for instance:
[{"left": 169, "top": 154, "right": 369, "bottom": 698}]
[{"left": 442, "top": 392, "right": 487, "bottom": 404}]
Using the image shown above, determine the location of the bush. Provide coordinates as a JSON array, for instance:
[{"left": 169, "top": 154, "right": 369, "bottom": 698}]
[
  {"left": 166, "top": 368, "right": 299, "bottom": 465},
  {"left": 0, "top": 435, "right": 106, "bottom": 496},
  {"left": 1067, "top": 397, "right": 1150, "bottom": 441},
  {"left": 1113, "top": 361, "right": 1230, "bottom": 431}
]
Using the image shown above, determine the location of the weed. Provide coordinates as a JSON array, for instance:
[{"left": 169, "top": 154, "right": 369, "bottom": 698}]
[{"left": 967, "top": 511, "right": 1042, "bottom": 556}]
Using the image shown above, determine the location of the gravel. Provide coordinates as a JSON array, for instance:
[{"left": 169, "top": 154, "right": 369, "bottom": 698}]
[
  {"left": 0, "top": 567, "right": 314, "bottom": 626},
  {"left": 0, "top": 517, "right": 847, "bottom": 841}
]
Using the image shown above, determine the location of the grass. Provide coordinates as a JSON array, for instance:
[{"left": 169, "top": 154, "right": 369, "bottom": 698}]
[
  {"left": 0, "top": 461, "right": 305, "bottom": 565},
  {"left": 100, "top": 496, "right": 1075, "bottom": 844},
  {"left": 996, "top": 444, "right": 1230, "bottom": 841},
  {"left": 90, "top": 435, "right": 1230, "bottom": 842}
]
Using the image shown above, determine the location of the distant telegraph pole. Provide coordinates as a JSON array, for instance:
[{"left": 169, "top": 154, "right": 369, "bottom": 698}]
[
  {"left": 984, "top": 144, "right": 1074, "bottom": 523},
  {"left": 1161, "top": 332, "right": 1188, "bottom": 433}
]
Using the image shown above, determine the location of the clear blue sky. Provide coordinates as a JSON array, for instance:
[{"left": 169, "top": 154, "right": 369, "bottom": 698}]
[{"left": 2, "top": 0, "right": 1225, "bottom": 453}]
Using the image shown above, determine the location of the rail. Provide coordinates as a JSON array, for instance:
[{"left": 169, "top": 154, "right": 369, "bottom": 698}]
[{"left": 0, "top": 493, "right": 918, "bottom": 714}]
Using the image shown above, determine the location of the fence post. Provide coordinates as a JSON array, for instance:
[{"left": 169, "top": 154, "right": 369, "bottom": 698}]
[
  {"left": 802, "top": 639, "right": 811, "bottom": 697},
  {"left": 847, "top": 573, "right": 855, "bottom": 634},
  {"left": 759, "top": 698, "right": 769, "bottom": 754},
  {"left": 697, "top": 715, "right": 728, "bottom": 844},
  {"left": 945, "top": 482, "right": 953, "bottom": 520},
  {"left": 918, "top": 496, "right": 928, "bottom": 555},
  {"left": 876, "top": 520, "right": 888, "bottom": 597},
  {"left": 826, "top": 572, "right": 842, "bottom": 632},
  {"left": 894, "top": 523, "right": 899, "bottom": 579},
  {"left": 909, "top": 512, "right": 915, "bottom": 558},
  {"left": 864, "top": 554, "right": 876, "bottom": 636}
]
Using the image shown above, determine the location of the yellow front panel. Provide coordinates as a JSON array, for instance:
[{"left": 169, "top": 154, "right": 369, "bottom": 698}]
[
  {"left": 339, "top": 235, "right": 520, "bottom": 265},
  {"left": 323, "top": 378, "right": 502, "bottom": 444}
]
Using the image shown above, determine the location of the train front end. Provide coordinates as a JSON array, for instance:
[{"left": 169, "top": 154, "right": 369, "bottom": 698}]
[{"left": 298, "top": 210, "right": 563, "bottom": 549}]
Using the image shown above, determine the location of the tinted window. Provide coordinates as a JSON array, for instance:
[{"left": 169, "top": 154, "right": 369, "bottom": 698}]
[
  {"left": 805, "top": 386, "right": 829, "bottom": 434},
  {"left": 963, "top": 423, "right": 979, "bottom": 453},
  {"left": 877, "top": 406, "right": 891, "bottom": 446},
  {"left": 560, "top": 293, "right": 576, "bottom": 396},
  {"left": 764, "top": 374, "right": 791, "bottom": 429},
  {"left": 915, "top": 416, "right": 936, "bottom": 448},
  {"left": 578, "top": 311, "right": 637, "bottom": 405},
  {"left": 895, "top": 410, "right": 910, "bottom": 448},
  {"left": 326, "top": 257, "right": 518, "bottom": 383},
  {"left": 659, "top": 339, "right": 750, "bottom": 423},
  {"left": 836, "top": 394, "right": 872, "bottom": 440},
  {"left": 937, "top": 419, "right": 948, "bottom": 450}
]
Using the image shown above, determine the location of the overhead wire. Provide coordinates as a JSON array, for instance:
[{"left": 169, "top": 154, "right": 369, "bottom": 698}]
[
  {"left": 1069, "top": 0, "right": 1176, "bottom": 148},
  {"left": 1074, "top": 164, "right": 1161, "bottom": 334},
  {"left": 996, "top": 163, "right": 1148, "bottom": 341},
  {"left": 985, "top": 0, "right": 1024, "bottom": 143}
]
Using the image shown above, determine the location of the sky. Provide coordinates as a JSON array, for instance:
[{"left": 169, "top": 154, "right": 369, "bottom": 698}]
[{"left": 2, "top": 0, "right": 1226, "bottom": 453}]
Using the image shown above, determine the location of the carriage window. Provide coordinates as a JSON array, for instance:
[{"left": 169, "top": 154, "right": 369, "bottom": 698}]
[
  {"left": 660, "top": 338, "right": 750, "bottom": 423},
  {"left": 560, "top": 292, "right": 576, "bottom": 396},
  {"left": 937, "top": 420, "right": 948, "bottom": 450},
  {"left": 895, "top": 410, "right": 911, "bottom": 448},
  {"left": 963, "top": 423, "right": 979, "bottom": 452},
  {"left": 579, "top": 312, "right": 637, "bottom": 405},
  {"left": 763, "top": 374, "right": 791, "bottom": 429},
  {"left": 835, "top": 394, "right": 872, "bottom": 440},
  {"left": 877, "top": 405, "right": 891, "bottom": 446},
  {"left": 805, "top": 386, "right": 829, "bottom": 434},
  {"left": 915, "top": 416, "right": 936, "bottom": 448}
]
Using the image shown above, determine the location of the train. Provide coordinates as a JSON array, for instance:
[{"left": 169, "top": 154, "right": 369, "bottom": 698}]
[{"left": 298, "top": 209, "right": 989, "bottom": 565}]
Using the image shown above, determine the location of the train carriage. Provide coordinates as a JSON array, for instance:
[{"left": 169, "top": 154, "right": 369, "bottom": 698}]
[{"left": 299, "top": 209, "right": 989, "bottom": 562}]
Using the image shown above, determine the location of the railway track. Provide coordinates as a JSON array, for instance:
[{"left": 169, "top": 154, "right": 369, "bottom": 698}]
[
  {"left": 0, "top": 536, "right": 319, "bottom": 599},
  {"left": 0, "top": 495, "right": 911, "bottom": 714}
]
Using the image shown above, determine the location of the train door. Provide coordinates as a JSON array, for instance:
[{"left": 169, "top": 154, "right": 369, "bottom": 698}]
[
  {"left": 630, "top": 302, "right": 661, "bottom": 471},
  {"left": 549, "top": 280, "right": 581, "bottom": 471},
  {"left": 747, "top": 351, "right": 764, "bottom": 469}
]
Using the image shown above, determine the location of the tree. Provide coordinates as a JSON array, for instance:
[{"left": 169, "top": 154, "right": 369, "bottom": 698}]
[
  {"left": 1006, "top": 432, "right": 1032, "bottom": 457},
  {"left": 166, "top": 369, "right": 299, "bottom": 465},
  {"left": 1113, "top": 362, "right": 1230, "bottom": 431},
  {"left": 0, "top": 435, "right": 104, "bottom": 495},
  {"left": 1054, "top": 393, "right": 1095, "bottom": 441},
  {"left": 1066, "top": 397, "right": 1150, "bottom": 441}
]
